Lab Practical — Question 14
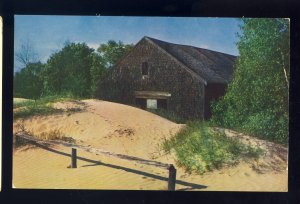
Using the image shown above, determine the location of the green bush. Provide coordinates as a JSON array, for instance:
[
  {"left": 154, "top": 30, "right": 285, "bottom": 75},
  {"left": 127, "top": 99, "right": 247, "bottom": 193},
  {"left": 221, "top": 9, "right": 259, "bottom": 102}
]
[
  {"left": 210, "top": 19, "right": 289, "bottom": 146},
  {"left": 241, "top": 111, "right": 288, "bottom": 145},
  {"left": 163, "top": 122, "right": 263, "bottom": 174}
]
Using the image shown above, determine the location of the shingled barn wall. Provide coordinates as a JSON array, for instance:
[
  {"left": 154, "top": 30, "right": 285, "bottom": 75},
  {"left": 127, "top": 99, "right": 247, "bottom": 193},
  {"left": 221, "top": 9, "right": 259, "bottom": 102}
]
[{"left": 96, "top": 38, "right": 205, "bottom": 120}]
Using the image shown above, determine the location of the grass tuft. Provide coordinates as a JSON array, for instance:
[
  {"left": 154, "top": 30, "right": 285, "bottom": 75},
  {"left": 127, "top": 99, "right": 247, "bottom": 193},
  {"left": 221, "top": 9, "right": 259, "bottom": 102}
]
[
  {"left": 162, "top": 122, "right": 263, "bottom": 174},
  {"left": 36, "top": 129, "right": 76, "bottom": 143}
]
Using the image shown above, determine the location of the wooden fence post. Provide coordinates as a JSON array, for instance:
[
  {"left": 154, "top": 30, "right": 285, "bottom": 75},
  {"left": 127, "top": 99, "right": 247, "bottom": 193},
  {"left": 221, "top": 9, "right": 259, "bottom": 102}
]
[
  {"left": 71, "top": 148, "right": 77, "bottom": 168},
  {"left": 168, "top": 164, "right": 176, "bottom": 191}
]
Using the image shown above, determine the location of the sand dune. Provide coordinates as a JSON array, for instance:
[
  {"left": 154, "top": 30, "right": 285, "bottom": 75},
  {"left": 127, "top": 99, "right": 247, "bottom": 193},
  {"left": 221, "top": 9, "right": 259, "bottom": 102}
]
[
  {"left": 13, "top": 99, "right": 288, "bottom": 191},
  {"left": 14, "top": 100, "right": 182, "bottom": 163}
]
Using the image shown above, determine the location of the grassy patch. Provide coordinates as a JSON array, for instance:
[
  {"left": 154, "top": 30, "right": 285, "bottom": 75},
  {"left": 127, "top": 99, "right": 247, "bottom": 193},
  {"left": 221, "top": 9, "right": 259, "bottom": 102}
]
[
  {"left": 14, "top": 105, "right": 62, "bottom": 120},
  {"left": 13, "top": 95, "right": 83, "bottom": 120},
  {"left": 163, "top": 122, "right": 263, "bottom": 174},
  {"left": 147, "top": 108, "right": 185, "bottom": 124},
  {"left": 13, "top": 98, "right": 35, "bottom": 108}
]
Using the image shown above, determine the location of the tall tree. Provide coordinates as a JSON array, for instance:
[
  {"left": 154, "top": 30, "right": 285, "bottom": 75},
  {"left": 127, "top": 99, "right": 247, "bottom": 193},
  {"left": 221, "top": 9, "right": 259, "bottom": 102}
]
[
  {"left": 211, "top": 18, "right": 289, "bottom": 144},
  {"left": 44, "top": 42, "right": 95, "bottom": 97}
]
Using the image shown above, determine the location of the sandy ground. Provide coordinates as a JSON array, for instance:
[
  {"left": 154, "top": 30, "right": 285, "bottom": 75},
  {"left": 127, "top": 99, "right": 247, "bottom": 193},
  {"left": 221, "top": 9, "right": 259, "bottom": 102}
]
[{"left": 13, "top": 99, "right": 288, "bottom": 191}]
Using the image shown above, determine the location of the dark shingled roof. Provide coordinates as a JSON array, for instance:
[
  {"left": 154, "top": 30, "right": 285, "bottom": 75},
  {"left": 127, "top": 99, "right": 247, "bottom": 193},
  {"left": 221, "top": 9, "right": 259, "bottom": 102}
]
[{"left": 145, "top": 36, "right": 236, "bottom": 84}]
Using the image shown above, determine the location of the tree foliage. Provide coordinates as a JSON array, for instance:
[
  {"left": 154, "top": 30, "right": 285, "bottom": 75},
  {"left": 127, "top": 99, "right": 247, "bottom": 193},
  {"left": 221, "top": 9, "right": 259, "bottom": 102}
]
[
  {"left": 14, "top": 62, "right": 45, "bottom": 100},
  {"left": 90, "top": 53, "right": 106, "bottom": 94},
  {"left": 43, "top": 42, "right": 95, "bottom": 97},
  {"left": 211, "top": 18, "right": 289, "bottom": 144},
  {"left": 14, "top": 40, "right": 132, "bottom": 99},
  {"left": 97, "top": 40, "right": 133, "bottom": 69}
]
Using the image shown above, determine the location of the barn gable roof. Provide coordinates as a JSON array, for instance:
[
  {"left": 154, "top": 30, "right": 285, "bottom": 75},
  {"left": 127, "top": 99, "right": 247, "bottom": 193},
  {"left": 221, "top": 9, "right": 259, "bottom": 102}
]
[{"left": 144, "top": 36, "right": 236, "bottom": 84}]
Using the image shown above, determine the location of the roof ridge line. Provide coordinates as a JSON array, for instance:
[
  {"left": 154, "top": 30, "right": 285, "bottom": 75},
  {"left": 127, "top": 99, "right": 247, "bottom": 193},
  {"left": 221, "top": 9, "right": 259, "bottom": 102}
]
[{"left": 145, "top": 36, "right": 237, "bottom": 57}]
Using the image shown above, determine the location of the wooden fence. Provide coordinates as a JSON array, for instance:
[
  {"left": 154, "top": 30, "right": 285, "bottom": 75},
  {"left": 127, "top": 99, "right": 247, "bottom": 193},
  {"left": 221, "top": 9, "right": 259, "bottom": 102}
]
[{"left": 14, "top": 132, "right": 177, "bottom": 191}]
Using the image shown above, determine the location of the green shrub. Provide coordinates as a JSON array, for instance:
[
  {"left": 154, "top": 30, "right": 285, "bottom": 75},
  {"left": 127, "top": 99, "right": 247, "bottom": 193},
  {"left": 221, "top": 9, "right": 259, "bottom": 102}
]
[
  {"left": 163, "top": 122, "right": 263, "bottom": 174},
  {"left": 241, "top": 111, "right": 288, "bottom": 145}
]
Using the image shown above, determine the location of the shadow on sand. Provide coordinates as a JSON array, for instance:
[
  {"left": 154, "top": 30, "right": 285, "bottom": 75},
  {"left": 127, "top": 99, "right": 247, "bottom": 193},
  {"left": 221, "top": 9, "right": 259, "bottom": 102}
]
[{"left": 28, "top": 142, "right": 208, "bottom": 191}]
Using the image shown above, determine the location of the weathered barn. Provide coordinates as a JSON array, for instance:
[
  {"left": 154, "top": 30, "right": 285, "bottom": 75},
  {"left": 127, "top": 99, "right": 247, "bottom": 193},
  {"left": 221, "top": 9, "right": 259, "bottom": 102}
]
[{"left": 96, "top": 36, "right": 236, "bottom": 120}]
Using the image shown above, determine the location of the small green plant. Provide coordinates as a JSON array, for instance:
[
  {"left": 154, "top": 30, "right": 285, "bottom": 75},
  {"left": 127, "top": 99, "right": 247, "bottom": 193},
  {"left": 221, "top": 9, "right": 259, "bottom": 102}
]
[{"left": 163, "top": 122, "right": 263, "bottom": 174}]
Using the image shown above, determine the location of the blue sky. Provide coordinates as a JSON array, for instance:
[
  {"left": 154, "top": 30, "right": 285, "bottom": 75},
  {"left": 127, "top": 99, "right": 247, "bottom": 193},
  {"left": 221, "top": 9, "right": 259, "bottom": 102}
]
[{"left": 14, "top": 16, "right": 242, "bottom": 71}]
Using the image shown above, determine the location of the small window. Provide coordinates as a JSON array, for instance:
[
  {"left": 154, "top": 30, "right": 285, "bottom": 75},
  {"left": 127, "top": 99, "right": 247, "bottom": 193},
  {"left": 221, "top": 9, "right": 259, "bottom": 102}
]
[
  {"left": 147, "top": 99, "right": 157, "bottom": 109},
  {"left": 142, "top": 62, "right": 149, "bottom": 76}
]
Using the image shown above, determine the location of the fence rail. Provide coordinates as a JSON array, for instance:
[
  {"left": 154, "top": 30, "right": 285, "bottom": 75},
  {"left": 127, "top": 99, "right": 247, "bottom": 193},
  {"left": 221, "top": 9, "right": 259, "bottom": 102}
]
[{"left": 15, "top": 132, "right": 177, "bottom": 190}]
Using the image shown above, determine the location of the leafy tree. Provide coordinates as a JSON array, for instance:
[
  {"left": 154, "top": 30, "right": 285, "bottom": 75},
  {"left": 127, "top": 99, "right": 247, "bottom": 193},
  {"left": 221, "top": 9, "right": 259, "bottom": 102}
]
[
  {"left": 97, "top": 40, "right": 133, "bottom": 69},
  {"left": 211, "top": 18, "right": 289, "bottom": 144},
  {"left": 90, "top": 53, "right": 106, "bottom": 95},
  {"left": 14, "top": 40, "right": 133, "bottom": 99},
  {"left": 44, "top": 42, "right": 95, "bottom": 97},
  {"left": 14, "top": 62, "right": 45, "bottom": 100}
]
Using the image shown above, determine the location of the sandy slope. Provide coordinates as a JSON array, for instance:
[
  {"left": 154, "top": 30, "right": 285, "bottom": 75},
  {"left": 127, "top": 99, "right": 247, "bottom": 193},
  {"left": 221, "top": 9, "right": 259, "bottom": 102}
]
[
  {"left": 14, "top": 100, "right": 182, "bottom": 163},
  {"left": 13, "top": 99, "right": 288, "bottom": 191}
]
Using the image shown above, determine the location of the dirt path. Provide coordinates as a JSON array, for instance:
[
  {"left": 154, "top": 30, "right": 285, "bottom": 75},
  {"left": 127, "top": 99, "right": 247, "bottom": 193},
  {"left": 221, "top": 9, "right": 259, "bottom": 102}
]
[{"left": 13, "top": 99, "right": 288, "bottom": 191}]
